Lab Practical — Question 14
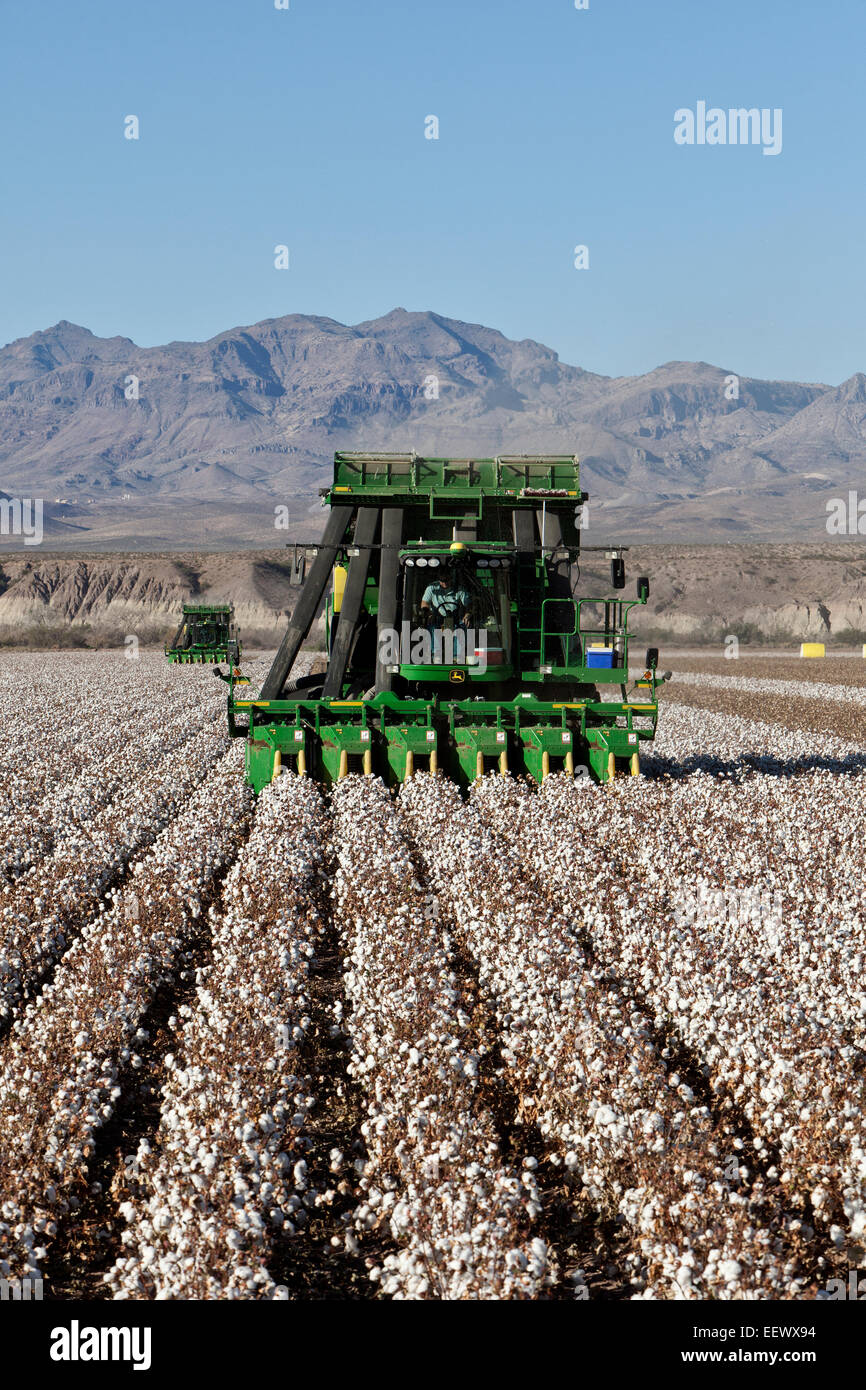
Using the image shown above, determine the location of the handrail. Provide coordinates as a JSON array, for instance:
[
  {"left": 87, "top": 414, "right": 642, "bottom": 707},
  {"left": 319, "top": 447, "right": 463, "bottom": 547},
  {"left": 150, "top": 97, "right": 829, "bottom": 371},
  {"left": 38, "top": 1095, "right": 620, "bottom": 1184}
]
[
  {"left": 564, "top": 595, "right": 648, "bottom": 669},
  {"left": 540, "top": 597, "right": 579, "bottom": 665}
]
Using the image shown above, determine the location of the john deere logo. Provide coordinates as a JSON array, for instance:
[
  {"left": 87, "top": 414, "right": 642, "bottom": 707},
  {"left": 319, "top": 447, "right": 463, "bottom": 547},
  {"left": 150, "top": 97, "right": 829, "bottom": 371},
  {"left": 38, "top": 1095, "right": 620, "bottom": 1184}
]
[{"left": 449, "top": 669, "right": 466, "bottom": 683}]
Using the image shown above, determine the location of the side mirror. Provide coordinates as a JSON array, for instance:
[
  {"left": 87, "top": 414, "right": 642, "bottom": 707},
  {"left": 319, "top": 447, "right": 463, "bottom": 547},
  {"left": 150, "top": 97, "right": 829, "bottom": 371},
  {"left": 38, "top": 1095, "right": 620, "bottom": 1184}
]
[
  {"left": 645, "top": 646, "right": 659, "bottom": 671},
  {"left": 610, "top": 557, "right": 625, "bottom": 590},
  {"left": 637, "top": 576, "right": 650, "bottom": 602}
]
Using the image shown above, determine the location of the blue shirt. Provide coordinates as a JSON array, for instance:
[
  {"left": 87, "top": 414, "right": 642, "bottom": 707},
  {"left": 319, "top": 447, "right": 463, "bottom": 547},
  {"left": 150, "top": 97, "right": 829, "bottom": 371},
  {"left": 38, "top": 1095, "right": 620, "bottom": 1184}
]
[{"left": 422, "top": 582, "right": 470, "bottom": 616}]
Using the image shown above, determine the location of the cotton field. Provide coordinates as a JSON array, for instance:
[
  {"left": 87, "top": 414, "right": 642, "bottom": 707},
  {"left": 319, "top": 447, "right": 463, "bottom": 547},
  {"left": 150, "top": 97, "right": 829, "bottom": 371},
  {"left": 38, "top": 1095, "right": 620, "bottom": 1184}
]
[{"left": 1, "top": 651, "right": 863, "bottom": 1301}]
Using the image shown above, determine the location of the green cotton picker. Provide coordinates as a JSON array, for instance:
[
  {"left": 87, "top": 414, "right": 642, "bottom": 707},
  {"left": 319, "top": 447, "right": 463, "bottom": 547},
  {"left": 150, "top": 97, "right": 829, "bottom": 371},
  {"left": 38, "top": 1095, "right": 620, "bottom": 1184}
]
[
  {"left": 218, "top": 452, "right": 670, "bottom": 790},
  {"left": 165, "top": 604, "right": 242, "bottom": 665}
]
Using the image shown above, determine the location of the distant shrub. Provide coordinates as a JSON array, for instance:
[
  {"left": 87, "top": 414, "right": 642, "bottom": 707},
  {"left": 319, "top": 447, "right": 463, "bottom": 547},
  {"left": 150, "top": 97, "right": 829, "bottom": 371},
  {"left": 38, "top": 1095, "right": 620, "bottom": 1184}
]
[{"left": 0, "top": 624, "right": 94, "bottom": 649}]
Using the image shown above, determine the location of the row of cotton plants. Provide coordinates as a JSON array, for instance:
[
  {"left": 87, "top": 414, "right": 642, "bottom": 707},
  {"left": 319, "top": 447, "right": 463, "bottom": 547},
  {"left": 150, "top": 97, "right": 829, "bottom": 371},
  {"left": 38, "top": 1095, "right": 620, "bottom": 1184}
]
[
  {"left": 400, "top": 775, "right": 804, "bottom": 1299},
  {"left": 0, "top": 652, "right": 223, "bottom": 827},
  {"left": 332, "top": 775, "right": 551, "bottom": 1299},
  {"left": 0, "top": 745, "right": 251, "bottom": 1285},
  {"left": 0, "top": 680, "right": 221, "bottom": 883},
  {"left": 105, "top": 773, "right": 327, "bottom": 1299},
  {"left": 0, "top": 718, "right": 231, "bottom": 1024},
  {"left": 484, "top": 761, "right": 866, "bottom": 1256},
  {"left": 667, "top": 670, "right": 866, "bottom": 706}
]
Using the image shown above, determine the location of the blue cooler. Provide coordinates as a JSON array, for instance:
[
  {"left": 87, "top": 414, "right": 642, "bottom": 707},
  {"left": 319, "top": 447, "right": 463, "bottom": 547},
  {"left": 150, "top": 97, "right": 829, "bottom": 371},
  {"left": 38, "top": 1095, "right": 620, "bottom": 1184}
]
[{"left": 586, "top": 645, "right": 614, "bottom": 669}]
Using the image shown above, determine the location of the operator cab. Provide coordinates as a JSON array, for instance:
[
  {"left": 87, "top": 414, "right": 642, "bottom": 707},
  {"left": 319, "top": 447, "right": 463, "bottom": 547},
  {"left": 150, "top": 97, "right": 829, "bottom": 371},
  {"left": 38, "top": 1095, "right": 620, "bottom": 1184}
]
[{"left": 397, "top": 543, "right": 514, "bottom": 678}]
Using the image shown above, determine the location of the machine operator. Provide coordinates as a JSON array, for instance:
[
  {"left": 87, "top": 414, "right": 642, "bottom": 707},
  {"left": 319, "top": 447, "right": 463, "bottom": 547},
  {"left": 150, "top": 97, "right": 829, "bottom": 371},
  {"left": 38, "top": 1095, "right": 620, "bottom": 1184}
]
[{"left": 420, "top": 571, "right": 472, "bottom": 627}]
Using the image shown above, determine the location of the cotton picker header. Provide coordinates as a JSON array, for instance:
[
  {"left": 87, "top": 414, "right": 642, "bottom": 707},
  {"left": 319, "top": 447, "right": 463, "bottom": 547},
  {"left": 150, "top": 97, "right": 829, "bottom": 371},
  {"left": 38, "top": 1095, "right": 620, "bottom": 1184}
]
[{"left": 222, "top": 452, "right": 666, "bottom": 790}]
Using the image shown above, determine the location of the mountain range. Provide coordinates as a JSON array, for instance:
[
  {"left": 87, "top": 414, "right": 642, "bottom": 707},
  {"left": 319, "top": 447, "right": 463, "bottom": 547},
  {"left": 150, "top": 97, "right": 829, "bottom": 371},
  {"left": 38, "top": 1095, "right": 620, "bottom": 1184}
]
[{"left": 1, "top": 308, "right": 864, "bottom": 548}]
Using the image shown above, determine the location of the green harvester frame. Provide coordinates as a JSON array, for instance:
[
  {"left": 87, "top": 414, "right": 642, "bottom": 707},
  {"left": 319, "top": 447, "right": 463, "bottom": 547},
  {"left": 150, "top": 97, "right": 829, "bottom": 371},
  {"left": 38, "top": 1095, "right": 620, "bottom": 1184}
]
[{"left": 223, "top": 452, "right": 663, "bottom": 789}]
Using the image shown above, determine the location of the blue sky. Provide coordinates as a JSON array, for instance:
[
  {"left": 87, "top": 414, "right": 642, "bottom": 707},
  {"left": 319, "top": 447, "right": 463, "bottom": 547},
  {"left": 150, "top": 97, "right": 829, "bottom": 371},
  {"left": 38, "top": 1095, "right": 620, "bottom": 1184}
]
[{"left": 0, "top": 0, "right": 862, "bottom": 383}]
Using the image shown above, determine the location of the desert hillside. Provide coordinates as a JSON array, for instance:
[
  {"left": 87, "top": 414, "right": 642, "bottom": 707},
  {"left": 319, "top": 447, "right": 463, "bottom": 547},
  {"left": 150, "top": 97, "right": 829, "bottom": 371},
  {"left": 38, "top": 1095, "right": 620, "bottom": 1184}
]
[
  {"left": 2, "top": 543, "right": 865, "bottom": 648},
  {"left": 0, "top": 550, "right": 299, "bottom": 647}
]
